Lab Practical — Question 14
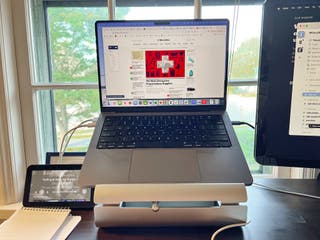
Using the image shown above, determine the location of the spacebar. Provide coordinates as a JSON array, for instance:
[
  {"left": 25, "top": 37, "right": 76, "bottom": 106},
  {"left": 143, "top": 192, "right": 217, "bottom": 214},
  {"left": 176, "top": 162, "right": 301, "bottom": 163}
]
[{"left": 134, "top": 142, "right": 179, "bottom": 148}]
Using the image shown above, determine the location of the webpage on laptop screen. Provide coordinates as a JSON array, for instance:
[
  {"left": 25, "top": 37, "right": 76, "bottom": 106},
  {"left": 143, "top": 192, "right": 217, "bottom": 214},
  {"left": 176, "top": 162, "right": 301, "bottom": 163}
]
[{"left": 97, "top": 21, "right": 227, "bottom": 108}]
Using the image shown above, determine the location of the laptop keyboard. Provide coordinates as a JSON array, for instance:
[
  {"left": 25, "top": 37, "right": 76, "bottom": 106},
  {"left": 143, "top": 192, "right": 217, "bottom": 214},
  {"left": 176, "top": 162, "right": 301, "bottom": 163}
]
[{"left": 97, "top": 114, "right": 231, "bottom": 149}]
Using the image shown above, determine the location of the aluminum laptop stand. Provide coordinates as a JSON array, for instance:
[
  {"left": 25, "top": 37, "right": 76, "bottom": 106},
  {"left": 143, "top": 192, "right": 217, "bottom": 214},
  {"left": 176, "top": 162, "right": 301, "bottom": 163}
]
[{"left": 94, "top": 183, "right": 247, "bottom": 227}]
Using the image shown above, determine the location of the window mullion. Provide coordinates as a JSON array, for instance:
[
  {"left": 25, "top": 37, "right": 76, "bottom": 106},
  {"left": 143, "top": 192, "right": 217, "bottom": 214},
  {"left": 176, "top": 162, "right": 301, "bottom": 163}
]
[
  {"left": 32, "top": 83, "right": 99, "bottom": 90},
  {"left": 228, "top": 80, "right": 258, "bottom": 87},
  {"left": 108, "top": 0, "right": 115, "bottom": 20}
]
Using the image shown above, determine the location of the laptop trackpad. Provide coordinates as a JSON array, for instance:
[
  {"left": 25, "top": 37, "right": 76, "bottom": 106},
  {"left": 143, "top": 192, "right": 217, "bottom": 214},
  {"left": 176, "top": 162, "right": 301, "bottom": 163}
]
[{"left": 129, "top": 149, "right": 200, "bottom": 183}]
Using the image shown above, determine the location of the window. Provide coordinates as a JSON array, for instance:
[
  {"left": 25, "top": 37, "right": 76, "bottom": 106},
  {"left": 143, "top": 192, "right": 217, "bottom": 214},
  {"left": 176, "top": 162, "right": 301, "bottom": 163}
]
[
  {"left": 203, "top": 4, "right": 265, "bottom": 173},
  {"left": 28, "top": 0, "right": 269, "bottom": 174},
  {"left": 116, "top": 6, "right": 193, "bottom": 20},
  {"left": 31, "top": 3, "right": 108, "bottom": 157},
  {"left": 39, "top": 5, "right": 103, "bottom": 151}
]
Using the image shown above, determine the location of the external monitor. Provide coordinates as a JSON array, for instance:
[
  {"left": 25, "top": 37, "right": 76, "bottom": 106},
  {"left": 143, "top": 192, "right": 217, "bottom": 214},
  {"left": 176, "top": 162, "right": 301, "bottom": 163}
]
[{"left": 255, "top": 0, "right": 320, "bottom": 168}]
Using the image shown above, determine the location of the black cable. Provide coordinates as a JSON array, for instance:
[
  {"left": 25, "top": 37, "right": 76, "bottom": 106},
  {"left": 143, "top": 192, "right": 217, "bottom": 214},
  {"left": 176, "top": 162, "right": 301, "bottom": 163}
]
[{"left": 231, "top": 121, "right": 255, "bottom": 129}]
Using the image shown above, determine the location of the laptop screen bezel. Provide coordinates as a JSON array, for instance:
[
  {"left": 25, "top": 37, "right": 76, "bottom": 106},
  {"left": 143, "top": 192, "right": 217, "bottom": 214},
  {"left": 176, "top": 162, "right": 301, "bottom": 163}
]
[{"left": 95, "top": 19, "right": 229, "bottom": 113}]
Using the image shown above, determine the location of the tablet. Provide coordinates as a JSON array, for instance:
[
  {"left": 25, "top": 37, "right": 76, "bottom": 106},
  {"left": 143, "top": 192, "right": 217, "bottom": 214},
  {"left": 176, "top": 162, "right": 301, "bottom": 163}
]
[{"left": 23, "top": 164, "right": 94, "bottom": 209}]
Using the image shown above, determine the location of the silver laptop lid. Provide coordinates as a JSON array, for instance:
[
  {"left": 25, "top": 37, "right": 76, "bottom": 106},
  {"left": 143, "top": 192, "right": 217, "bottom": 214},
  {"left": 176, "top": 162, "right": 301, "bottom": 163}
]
[{"left": 95, "top": 19, "right": 229, "bottom": 112}]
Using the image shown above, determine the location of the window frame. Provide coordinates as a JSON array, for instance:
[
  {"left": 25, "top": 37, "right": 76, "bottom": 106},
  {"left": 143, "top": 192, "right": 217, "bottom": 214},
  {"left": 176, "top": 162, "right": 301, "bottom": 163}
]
[
  {"left": 19, "top": 0, "right": 311, "bottom": 178},
  {"left": 34, "top": 0, "right": 261, "bottom": 160},
  {"left": 37, "top": 1, "right": 261, "bottom": 87}
]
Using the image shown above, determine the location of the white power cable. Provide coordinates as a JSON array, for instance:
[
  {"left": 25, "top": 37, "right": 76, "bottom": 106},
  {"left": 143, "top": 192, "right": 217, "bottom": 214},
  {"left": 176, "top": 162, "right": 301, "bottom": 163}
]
[
  {"left": 59, "top": 118, "right": 97, "bottom": 163},
  {"left": 211, "top": 221, "right": 250, "bottom": 240}
]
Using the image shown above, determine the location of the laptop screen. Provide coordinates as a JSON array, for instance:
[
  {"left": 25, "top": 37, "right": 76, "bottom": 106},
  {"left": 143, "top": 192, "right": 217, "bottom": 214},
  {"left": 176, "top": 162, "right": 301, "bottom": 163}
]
[{"left": 96, "top": 19, "right": 229, "bottom": 110}]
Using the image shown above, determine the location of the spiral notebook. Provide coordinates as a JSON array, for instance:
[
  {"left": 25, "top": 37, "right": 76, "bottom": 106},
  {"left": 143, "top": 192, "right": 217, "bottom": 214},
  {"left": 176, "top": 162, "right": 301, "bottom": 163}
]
[{"left": 0, "top": 207, "right": 80, "bottom": 240}]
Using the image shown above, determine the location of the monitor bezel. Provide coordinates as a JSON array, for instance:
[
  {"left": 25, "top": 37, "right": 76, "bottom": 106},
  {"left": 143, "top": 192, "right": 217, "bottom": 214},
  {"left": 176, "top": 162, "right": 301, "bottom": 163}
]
[{"left": 255, "top": 0, "right": 320, "bottom": 168}]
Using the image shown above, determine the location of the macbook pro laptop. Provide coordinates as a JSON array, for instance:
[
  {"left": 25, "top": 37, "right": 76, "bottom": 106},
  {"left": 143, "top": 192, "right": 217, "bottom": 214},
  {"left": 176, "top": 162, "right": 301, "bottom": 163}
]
[{"left": 79, "top": 19, "right": 252, "bottom": 187}]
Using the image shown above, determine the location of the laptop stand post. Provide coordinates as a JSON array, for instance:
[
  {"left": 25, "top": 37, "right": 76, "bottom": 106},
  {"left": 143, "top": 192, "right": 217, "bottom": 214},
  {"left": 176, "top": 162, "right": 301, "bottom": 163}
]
[{"left": 94, "top": 183, "right": 248, "bottom": 227}]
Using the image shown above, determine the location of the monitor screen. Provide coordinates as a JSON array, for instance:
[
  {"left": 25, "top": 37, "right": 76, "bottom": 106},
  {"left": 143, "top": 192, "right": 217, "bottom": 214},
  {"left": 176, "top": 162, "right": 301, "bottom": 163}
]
[
  {"left": 255, "top": 0, "right": 320, "bottom": 168},
  {"left": 95, "top": 19, "right": 229, "bottom": 109}
]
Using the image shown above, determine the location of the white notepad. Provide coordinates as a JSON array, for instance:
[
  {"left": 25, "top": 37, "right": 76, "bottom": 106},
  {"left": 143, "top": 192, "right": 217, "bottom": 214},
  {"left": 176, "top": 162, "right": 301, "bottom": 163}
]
[{"left": 0, "top": 207, "right": 80, "bottom": 240}]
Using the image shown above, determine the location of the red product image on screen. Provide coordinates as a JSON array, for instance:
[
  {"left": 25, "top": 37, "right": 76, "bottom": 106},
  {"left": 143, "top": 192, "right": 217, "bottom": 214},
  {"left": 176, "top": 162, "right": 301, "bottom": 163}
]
[{"left": 145, "top": 50, "right": 185, "bottom": 78}]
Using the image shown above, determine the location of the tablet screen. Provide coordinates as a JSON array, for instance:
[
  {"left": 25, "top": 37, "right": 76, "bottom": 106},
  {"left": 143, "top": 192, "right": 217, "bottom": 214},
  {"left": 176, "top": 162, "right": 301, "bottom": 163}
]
[{"left": 23, "top": 164, "right": 94, "bottom": 209}]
